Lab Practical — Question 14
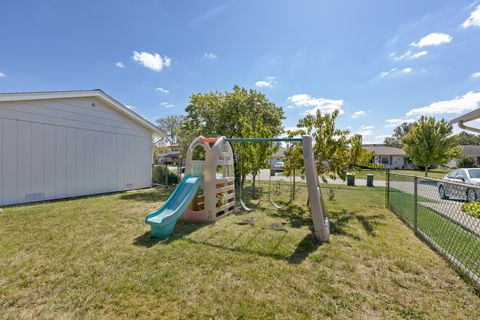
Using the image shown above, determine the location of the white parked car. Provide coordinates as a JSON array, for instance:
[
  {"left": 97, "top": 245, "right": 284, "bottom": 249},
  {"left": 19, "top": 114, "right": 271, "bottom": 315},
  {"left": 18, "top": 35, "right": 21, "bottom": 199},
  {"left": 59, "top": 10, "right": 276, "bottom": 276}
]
[
  {"left": 438, "top": 168, "right": 480, "bottom": 202},
  {"left": 273, "top": 161, "right": 285, "bottom": 171}
]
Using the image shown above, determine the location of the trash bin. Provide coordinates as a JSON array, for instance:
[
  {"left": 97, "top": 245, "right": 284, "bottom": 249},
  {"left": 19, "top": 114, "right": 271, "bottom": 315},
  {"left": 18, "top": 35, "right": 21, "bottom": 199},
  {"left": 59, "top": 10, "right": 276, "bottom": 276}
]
[
  {"left": 366, "top": 174, "right": 374, "bottom": 187},
  {"left": 270, "top": 168, "right": 276, "bottom": 176},
  {"left": 347, "top": 173, "right": 355, "bottom": 186}
]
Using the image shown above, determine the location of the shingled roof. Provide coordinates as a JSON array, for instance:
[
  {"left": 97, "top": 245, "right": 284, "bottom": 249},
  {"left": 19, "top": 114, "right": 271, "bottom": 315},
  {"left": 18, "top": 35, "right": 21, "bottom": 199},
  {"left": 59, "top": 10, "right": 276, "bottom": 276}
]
[
  {"left": 362, "top": 144, "right": 405, "bottom": 156},
  {"left": 461, "top": 145, "right": 480, "bottom": 157}
]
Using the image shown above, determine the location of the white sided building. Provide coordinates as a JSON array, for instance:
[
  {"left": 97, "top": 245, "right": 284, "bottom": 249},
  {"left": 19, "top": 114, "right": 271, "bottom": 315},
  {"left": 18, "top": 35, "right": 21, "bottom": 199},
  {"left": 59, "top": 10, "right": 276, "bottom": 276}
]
[{"left": 0, "top": 90, "right": 161, "bottom": 206}]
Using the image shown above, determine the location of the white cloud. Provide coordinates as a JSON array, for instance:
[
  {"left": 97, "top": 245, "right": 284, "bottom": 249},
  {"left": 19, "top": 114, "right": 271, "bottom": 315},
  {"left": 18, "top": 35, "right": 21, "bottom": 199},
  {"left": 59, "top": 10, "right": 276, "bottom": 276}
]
[
  {"left": 132, "top": 51, "right": 171, "bottom": 72},
  {"left": 378, "top": 67, "right": 413, "bottom": 78},
  {"left": 203, "top": 52, "right": 217, "bottom": 59},
  {"left": 125, "top": 105, "right": 136, "bottom": 110},
  {"left": 361, "top": 125, "right": 374, "bottom": 129},
  {"left": 155, "top": 87, "right": 170, "bottom": 93},
  {"left": 472, "top": 72, "right": 480, "bottom": 79},
  {"left": 0, "top": 72, "right": 5, "bottom": 78},
  {"left": 160, "top": 102, "right": 168, "bottom": 106},
  {"left": 384, "top": 118, "right": 416, "bottom": 127},
  {"left": 462, "top": 4, "right": 480, "bottom": 28},
  {"left": 355, "top": 124, "right": 375, "bottom": 136},
  {"left": 391, "top": 50, "right": 428, "bottom": 61},
  {"left": 375, "top": 134, "right": 391, "bottom": 140},
  {"left": 287, "top": 105, "right": 295, "bottom": 109},
  {"left": 411, "top": 51, "right": 428, "bottom": 59},
  {"left": 287, "top": 93, "right": 344, "bottom": 115},
  {"left": 410, "top": 32, "right": 452, "bottom": 48},
  {"left": 255, "top": 76, "right": 277, "bottom": 88},
  {"left": 356, "top": 130, "right": 372, "bottom": 136},
  {"left": 164, "top": 104, "right": 175, "bottom": 109},
  {"left": 406, "top": 91, "right": 480, "bottom": 117},
  {"left": 115, "top": 61, "right": 125, "bottom": 68},
  {"left": 352, "top": 110, "right": 366, "bottom": 118},
  {"left": 379, "top": 68, "right": 397, "bottom": 78}
]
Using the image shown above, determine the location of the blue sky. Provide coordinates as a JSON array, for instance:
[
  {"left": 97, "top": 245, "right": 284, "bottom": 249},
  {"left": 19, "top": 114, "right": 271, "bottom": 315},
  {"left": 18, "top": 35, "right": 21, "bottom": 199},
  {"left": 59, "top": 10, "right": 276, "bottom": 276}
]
[{"left": 1, "top": 0, "right": 480, "bottom": 142}]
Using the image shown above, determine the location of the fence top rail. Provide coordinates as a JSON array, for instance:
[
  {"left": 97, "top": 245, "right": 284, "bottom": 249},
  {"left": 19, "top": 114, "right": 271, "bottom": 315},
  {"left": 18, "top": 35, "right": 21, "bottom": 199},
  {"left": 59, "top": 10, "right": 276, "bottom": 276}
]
[{"left": 388, "top": 171, "right": 480, "bottom": 189}]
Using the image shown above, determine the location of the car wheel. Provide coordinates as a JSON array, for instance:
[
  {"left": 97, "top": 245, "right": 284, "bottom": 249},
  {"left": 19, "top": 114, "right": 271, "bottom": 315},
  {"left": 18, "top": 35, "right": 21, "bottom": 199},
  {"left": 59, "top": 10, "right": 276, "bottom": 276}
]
[
  {"left": 467, "top": 189, "right": 477, "bottom": 202},
  {"left": 439, "top": 185, "right": 448, "bottom": 200}
]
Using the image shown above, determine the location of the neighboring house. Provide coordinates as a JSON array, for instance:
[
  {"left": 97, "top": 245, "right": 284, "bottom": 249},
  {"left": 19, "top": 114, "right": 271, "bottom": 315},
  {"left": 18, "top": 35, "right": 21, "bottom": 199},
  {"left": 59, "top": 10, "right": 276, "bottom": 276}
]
[
  {"left": 0, "top": 90, "right": 162, "bottom": 206},
  {"left": 447, "top": 145, "right": 480, "bottom": 167},
  {"left": 363, "top": 144, "right": 415, "bottom": 170},
  {"left": 157, "top": 144, "right": 182, "bottom": 165}
]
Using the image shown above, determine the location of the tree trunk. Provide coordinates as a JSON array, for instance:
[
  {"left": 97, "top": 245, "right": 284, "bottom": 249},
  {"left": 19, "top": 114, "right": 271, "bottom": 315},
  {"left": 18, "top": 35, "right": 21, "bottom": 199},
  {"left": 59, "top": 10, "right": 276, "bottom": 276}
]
[
  {"left": 252, "top": 174, "right": 257, "bottom": 198},
  {"left": 424, "top": 165, "right": 428, "bottom": 177},
  {"left": 292, "top": 168, "right": 296, "bottom": 200}
]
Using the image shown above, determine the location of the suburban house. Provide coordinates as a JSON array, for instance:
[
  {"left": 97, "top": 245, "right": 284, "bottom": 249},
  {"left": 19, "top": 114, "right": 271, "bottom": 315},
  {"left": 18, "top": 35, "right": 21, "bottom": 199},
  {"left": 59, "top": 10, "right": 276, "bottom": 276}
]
[
  {"left": 447, "top": 145, "right": 480, "bottom": 167},
  {"left": 0, "top": 90, "right": 161, "bottom": 206},
  {"left": 157, "top": 144, "right": 182, "bottom": 165},
  {"left": 363, "top": 144, "right": 415, "bottom": 169}
]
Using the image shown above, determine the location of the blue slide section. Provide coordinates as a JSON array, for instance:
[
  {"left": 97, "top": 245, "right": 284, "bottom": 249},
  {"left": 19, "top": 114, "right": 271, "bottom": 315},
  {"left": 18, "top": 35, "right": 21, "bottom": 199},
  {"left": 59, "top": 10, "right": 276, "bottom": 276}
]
[{"left": 145, "top": 174, "right": 203, "bottom": 239}]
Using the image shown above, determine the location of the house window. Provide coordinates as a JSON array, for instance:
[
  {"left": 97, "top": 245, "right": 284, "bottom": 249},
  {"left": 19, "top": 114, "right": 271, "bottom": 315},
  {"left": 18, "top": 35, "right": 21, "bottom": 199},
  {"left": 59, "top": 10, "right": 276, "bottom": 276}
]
[{"left": 381, "top": 156, "right": 389, "bottom": 165}]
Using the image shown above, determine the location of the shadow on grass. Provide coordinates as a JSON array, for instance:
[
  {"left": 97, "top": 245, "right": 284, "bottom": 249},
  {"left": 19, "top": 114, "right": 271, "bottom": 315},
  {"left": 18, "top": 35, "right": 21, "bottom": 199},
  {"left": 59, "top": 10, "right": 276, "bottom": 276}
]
[
  {"left": 329, "top": 209, "right": 385, "bottom": 239},
  {"left": 133, "top": 231, "right": 162, "bottom": 248},
  {"left": 134, "top": 219, "right": 211, "bottom": 248},
  {"left": 272, "top": 204, "right": 312, "bottom": 228},
  {"left": 120, "top": 188, "right": 172, "bottom": 203},
  {"left": 288, "top": 233, "right": 322, "bottom": 264}
]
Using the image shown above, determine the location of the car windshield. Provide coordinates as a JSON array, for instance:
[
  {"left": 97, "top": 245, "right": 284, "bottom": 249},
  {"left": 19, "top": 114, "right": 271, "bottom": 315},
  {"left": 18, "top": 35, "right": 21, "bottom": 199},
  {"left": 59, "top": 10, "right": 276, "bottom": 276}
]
[{"left": 468, "top": 169, "right": 480, "bottom": 178}]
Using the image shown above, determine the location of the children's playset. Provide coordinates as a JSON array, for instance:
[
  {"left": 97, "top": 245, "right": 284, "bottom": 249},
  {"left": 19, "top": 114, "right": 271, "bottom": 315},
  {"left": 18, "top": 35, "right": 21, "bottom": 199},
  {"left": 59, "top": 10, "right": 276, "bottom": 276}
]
[{"left": 145, "top": 135, "right": 330, "bottom": 242}]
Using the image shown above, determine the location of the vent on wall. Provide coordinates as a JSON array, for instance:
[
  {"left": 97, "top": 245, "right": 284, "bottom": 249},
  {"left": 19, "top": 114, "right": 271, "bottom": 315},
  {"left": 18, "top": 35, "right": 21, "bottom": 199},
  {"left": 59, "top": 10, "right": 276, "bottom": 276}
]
[
  {"left": 126, "top": 183, "right": 134, "bottom": 189},
  {"left": 25, "top": 192, "right": 45, "bottom": 202}
]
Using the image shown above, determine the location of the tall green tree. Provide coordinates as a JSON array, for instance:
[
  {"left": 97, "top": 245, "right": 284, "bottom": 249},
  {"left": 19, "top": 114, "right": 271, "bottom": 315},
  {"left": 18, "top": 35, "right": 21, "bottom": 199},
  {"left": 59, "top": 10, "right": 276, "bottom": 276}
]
[
  {"left": 180, "top": 85, "right": 285, "bottom": 183},
  {"left": 290, "top": 109, "right": 351, "bottom": 182},
  {"left": 155, "top": 115, "right": 184, "bottom": 145},
  {"left": 402, "top": 116, "right": 462, "bottom": 176},
  {"left": 349, "top": 134, "right": 374, "bottom": 168},
  {"left": 455, "top": 131, "right": 480, "bottom": 145},
  {"left": 384, "top": 122, "right": 414, "bottom": 148}
]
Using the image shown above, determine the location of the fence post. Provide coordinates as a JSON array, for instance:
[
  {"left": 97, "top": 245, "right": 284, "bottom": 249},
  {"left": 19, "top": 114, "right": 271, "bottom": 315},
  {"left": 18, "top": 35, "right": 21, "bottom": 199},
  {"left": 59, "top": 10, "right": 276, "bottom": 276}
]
[
  {"left": 165, "top": 164, "right": 169, "bottom": 186},
  {"left": 385, "top": 170, "right": 390, "bottom": 209},
  {"left": 413, "top": 176, "right": 418, "bottom": 234}
]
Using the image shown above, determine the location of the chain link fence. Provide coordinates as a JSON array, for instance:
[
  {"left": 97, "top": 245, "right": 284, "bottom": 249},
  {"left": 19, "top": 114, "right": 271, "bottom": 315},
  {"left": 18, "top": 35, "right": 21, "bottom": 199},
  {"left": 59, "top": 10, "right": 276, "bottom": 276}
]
[{"left": 388, "top": 172, "right": 480, "bottom": 286}]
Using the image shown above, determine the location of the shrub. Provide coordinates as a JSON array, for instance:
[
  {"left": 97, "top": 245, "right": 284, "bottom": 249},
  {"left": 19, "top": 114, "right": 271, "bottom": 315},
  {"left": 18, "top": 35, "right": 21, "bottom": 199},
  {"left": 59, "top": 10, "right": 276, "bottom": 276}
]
[
  {"left": 457, "top": 156, "right": 477, "bottom": 168},
  {"left": 461, "top": 201, "right": 480, "bottom": 218},
  {"left": 153, "top": 165, "right": 179, "bottom": 185}
]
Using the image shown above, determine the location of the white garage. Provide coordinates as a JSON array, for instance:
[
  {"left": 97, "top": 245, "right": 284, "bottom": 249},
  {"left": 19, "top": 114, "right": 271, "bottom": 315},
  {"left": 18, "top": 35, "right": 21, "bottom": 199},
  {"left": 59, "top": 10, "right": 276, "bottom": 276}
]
[{"left": 0, "top": 90, "right": 161, "bottom": 206}]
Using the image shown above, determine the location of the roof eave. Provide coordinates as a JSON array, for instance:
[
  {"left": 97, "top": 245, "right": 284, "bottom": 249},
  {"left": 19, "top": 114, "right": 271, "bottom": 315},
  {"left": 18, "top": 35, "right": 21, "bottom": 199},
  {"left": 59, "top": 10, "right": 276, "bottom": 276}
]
[{"left": 0, "top": 89, "right": 162, "bottom": 136}]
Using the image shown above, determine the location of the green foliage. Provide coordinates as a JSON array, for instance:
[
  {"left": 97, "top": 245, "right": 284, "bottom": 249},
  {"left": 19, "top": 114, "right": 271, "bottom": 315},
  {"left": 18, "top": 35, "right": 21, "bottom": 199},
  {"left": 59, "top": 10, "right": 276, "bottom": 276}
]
[
  {"left": 152, "top": 165, "right": 179, "bottom": 185},
  {"left": 461, "top": 201, "right": 480, "bottom": 218},
  {"left": 455, "top": 131, "right": 480, "bottom": 146},
  {"left": 458, "top": 156, "right": 477, "bottom": 168},
  {"left": 156, "top": 115, "right": 184, "bottom": 145},
  {"left": 283, "top": 139, "right": 304, "bottom": 177},
  {"left": 291, "top": 109, "right": 351, "bottom": 182},
  {"left": 181, "top": 85, "right": 285, "bottom": 180},
  {"left": 237, "top": 121, "right": 276, "bottom": 194},
  {"left": 402, "top": 116, "right": 462, "bottom": 176},
  {"left": 349, "top": 134, "right": 374, "bottom": 168},
  {"left": 384, "top": 122, "right": 414, "bottom": 148}
]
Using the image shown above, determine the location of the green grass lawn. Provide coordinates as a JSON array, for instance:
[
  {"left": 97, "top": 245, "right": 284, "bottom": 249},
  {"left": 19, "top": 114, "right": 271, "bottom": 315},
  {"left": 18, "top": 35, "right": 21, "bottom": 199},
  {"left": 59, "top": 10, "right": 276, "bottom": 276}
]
[
  {"left": 389, "top": 189, "right": 480, "bottom": 282},
  {"left": 1, "top": 186, "right": 479, "bottom": 319},
  {"left": 351, "top": 169, "right": 448, "bottom": 180}
]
